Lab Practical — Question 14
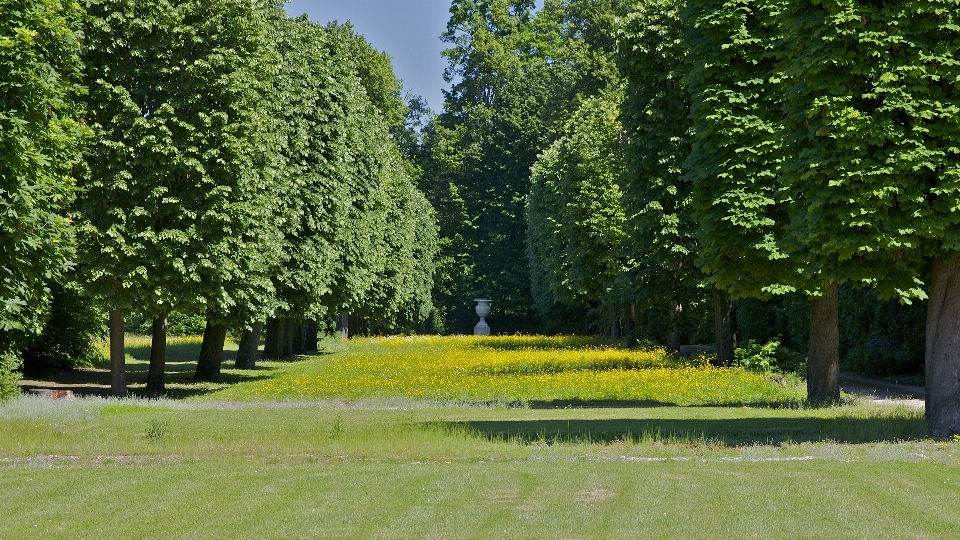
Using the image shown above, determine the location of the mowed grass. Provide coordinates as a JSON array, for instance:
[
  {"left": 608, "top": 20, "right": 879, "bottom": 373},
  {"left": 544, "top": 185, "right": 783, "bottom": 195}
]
[
  {"left": 207, "top": 335, "right": 806, "bottom": 406},
  {"left": 5, "top": 335, "right": 959, "bottom": 538}
]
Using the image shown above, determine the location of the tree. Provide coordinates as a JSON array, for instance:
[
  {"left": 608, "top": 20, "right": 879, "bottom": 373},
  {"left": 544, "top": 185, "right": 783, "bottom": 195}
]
[
  {"left": 425, "top": 0, "right": 622, "bottom": 334},
  {"left": 526, "top": 94, "right": 627, "bottom": 332},
  {"left": 681, "top": 0, "right": 847, "bottom": 400},
  {"left": 617, "top": 0, "right": 710, "bottom": 352},
  {"left": 257, "top": 17, "right": 438, "bottom": 352},
  {"left": 0, "top": 0, "right": 87, "bottom": 397},
  {"left": 779, "top": 0, "right": 959, "bottom": 431},
  {"left": 80, "top": 0, "right": 284, "bottom": 388}
]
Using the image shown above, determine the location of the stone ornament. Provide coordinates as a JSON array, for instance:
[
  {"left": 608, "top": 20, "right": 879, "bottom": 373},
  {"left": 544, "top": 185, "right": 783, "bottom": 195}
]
[{"left": 474, "top": 299, "right": 492, "bottom": 336}]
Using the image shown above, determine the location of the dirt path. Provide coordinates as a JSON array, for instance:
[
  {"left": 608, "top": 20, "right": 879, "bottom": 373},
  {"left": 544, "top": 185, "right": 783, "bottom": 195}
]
[{"left": 840, "top": 372, "right": 925, "bottom": 408}]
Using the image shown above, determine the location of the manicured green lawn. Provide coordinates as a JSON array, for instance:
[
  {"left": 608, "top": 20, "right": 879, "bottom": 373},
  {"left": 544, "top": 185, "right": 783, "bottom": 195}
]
[
  {"left": 5, "top": 459, "right": 959, "bottom": 539},
  {"left": 5, "top": 336, "right": 958, "bottom": 538}
]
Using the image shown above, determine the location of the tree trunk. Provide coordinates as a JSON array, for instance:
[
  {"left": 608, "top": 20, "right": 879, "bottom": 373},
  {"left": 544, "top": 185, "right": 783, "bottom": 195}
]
[
  {"left": 235, "top": 322, "right": 262, "bottom": 369},
  {"left": 610, "top": 317, "right": 620, "bottom": 340},
  {"left": 235, "top": 328, "right": 251, "bottom": 368},
  {"left": 666, "top": 301, "right": 680, "bottom": 352},
  {"left": 109, "top": 308, "right": 127, "bottom": 397},
  {"left": 622, "top": 305, "right": 635, "bottom": 347},
  {"left": 281, "top": 317, "right": 294, "bottom": 357},
  {"left": 293, "top": 319, "right": 306, "bottom": 355},
  {"left": 712, "top": 285, "right": 737, "bottom": 366},
  {"left": 926, "top": 256, "right": 960, "bottom": 437},
  {"left": 304, "top": 319, "right": 318, "bottom": 352},
  {"left": 807, "top": 282, "right": 840, "bottom": 403},
  {"left": 274, "top": 317, "right": 285, "bottom": 357},
  {"left": 146, "top": 312, "right": 167, "bottom": 394},
  {"left": 337, "top": 312, "right": 349, "bottom": 340},
  {"left": 195, "top": 320, "right": 228, "bottom": 381},
  {"left": 263, "top": 318, "right": 280, "bottom": 359}
]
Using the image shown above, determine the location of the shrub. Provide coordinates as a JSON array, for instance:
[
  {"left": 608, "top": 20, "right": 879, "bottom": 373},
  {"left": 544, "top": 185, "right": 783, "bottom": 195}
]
[
  {"left": 735, "top": 339, "right": 802, "bottom": 375},
  {"left": 736, "top": 293, "right": 809, "bottom": 354},
  {"left": 0, "top": 351, "right": 22, "bottom": 401},
  {"left": 838, "top": 285, "right": 925, "bottom": 377},
  {"left": 21, "top": 282, "right": 105, "bottom": 376}
]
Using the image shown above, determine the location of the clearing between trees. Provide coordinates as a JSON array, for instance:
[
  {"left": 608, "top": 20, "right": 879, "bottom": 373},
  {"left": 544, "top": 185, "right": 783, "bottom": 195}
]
[{"left": 3, "top": 336, "right": 958, "bottom": 538}]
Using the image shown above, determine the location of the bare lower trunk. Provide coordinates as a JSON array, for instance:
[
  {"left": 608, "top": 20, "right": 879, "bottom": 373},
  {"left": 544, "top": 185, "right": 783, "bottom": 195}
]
[
  {"left": 235, "top": 322, "right": 263, "bottom": 369},
  {"left": 109, "top": 308, "right": 126, "bottom": 397},
  {"left": 610, "top": 316, "right": 620, "bottom": 340},
  {"left": 666, "top": 301, "right": 680, "bottom": 352},
  {"left": 337, "top": 312, "right": 349, "bottom": 340},
  {"left": 293, "top": 319, "right": 305, "bottom": 355},
  {"left": 622, "top": 305, "right": 635, "bottom": 347},
  {"left": 282, "top": 318, "right": 294, "bottom": 357},
  {"left": 304, "top": 320, "right": 318, "bottom": 352},
  {"left": 273, "top": 317, "right": 289, "bottom": 358},
  {"left": 263, "top": 318, "right": 280, "bottom": 359},
  {"left": 712, "top": 286, "right": 737, "bottom": 366},
  {"left": 195, "top": 320, "right": 228, "bottom": 381},
  {"left": 926, "top": 256, "right": 960, "bottom": 437},
  {"left": 807, "top": 283, "right": 840, "bottom": 403},
  {"left": 146, "top": 312, "right": 167, "bottom": 394}
]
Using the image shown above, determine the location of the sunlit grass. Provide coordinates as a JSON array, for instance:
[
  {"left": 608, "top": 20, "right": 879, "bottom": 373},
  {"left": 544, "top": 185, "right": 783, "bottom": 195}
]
[
  {"left": 3, "top": 332, "right": 955, "bottom": 539},
  {"left": 206, "top": 335, "right": 805, "bottom": 405}
]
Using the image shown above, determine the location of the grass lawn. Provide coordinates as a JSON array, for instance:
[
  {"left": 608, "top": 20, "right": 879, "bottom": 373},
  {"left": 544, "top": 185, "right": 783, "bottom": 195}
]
[{"left": 4, "top": 336, "right": 959, "bottom": 538}]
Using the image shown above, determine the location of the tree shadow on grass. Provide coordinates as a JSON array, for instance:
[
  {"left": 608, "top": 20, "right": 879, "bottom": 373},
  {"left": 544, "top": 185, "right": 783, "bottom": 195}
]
[
  {"left": 437, "top": 416, "right": 928, "bottom": 445},
  {"left": 21, "top": 358, "right": 276, "bottom": 399}
]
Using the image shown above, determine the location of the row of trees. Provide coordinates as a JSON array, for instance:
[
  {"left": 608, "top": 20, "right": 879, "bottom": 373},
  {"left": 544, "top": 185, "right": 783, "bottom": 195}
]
[
  {"left": 620, "top": 0, "right": 959, "bottom": 435},
  {"left": 416, "top": 0, "right": 959, "bottom": 435},
  {"left": 1, "top": 0, "right": 437, "bottom": 397}
]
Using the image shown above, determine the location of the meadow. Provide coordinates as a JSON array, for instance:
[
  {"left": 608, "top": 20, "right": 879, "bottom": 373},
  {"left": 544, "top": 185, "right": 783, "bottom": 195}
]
[
  {"left": 211, "top": 335, "right": 806, "bottom": 406},
  {"left": 3, "top": 336, "right": 959, "bottom": 539}
]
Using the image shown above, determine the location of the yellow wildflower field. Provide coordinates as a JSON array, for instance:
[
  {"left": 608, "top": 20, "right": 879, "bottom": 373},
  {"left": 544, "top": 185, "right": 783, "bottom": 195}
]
[{"left": 214, "top": 335, "right": 804, "bottom": 405}]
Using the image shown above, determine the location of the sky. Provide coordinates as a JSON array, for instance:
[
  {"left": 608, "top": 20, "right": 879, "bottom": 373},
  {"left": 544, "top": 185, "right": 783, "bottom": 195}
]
[{"left": 283, "top": 0, "right": 454, "bottom": 112}]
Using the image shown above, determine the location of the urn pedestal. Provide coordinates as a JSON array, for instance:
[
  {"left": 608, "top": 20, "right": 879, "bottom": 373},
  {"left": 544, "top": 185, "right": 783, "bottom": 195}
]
[{"left": 474, "top": 299, "right": 492, "bottom": 336}]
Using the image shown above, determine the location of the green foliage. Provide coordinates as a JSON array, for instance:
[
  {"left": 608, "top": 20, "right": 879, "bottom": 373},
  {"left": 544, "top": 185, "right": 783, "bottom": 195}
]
[
  {"left": 526, "top": 94, "right": 627, "bottom": 318},
  {"left": 617, "top": 0, "right": 712, "bottom": 341},
  {"left": 735, "top": 339, "right": 801, "bottom": 375},
  {"left": 683, "top": 0, "right": 796, "bottom": 298},
  {"left": 425, "top": 0, "right": 622, "bottom": 334},
  {"left": 779, "top": 0, "right": 960, "bottom": 298},
  {"left": 130, "top": 311, "right": 205, "bottom": 337},
  {"left": 78, "top": 0, "right": 285, "bottom": 326},
  {"left": 839, "top": 286, "right": 926, "bottom": 378},
  {"left": 143, "top": 418, "right": 169, "bottom": 440},
  {"left": 21, "top": 280, "right": 104, "bottom": 375},
  {"left": 738, "top": 285, "right": 926, "bottom": 377},
  {"left": 0, "top": 351, "right": 21, "bottom": 401},
  {"left": 325, "top": 22, "right": 407, "bottom": 132},
  {"left": 267, "top": 15, "right": 357, "bottom": 324},
  {"left": 736, "top": 294, "right": 810, "bottom": 354},
  {"left": 0, "top": 0, "right": 87, "bottom": 344},
  {"left": 270, "top": 21, "right": 437, "bottom": 331}
]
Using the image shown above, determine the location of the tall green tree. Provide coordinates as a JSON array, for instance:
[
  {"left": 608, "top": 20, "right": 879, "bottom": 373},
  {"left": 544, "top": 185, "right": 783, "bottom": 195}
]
[
  {"left": 255, "top": 19, "right": 438, "bottom": 346},
  {"left": 779, "top": 0, "right": 959, "bottom": 432},
  {"left": 0, "top": 0, "right": 87, "bottom": 397},
  {"left": 79, "top": 0, "right": 284, "bottom": 388},
  {"left": 617, "top": 0, "right": 710, "bottom": 352},
  {"left": 681, "top": 0, "right": 846, "bottom": 396},
  {"left": 526, "top": 94, "right": 627, "bottom": 331}
]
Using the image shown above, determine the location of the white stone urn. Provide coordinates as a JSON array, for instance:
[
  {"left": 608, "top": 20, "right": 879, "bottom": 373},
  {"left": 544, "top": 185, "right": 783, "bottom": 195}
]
[{"left": 474, "top": 299, "right": 492, "bottom": 336}]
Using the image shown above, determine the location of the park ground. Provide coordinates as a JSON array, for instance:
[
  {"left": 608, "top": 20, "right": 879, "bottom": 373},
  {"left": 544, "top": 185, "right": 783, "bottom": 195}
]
[{"left": 3, "top": 336, "right": 958, "bottom": 539}]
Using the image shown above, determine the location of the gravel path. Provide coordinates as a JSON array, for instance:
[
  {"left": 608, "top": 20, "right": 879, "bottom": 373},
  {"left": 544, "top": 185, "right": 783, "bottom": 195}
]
[{"left": 840, "top": 372, "right": 925, "bottom": 408}]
